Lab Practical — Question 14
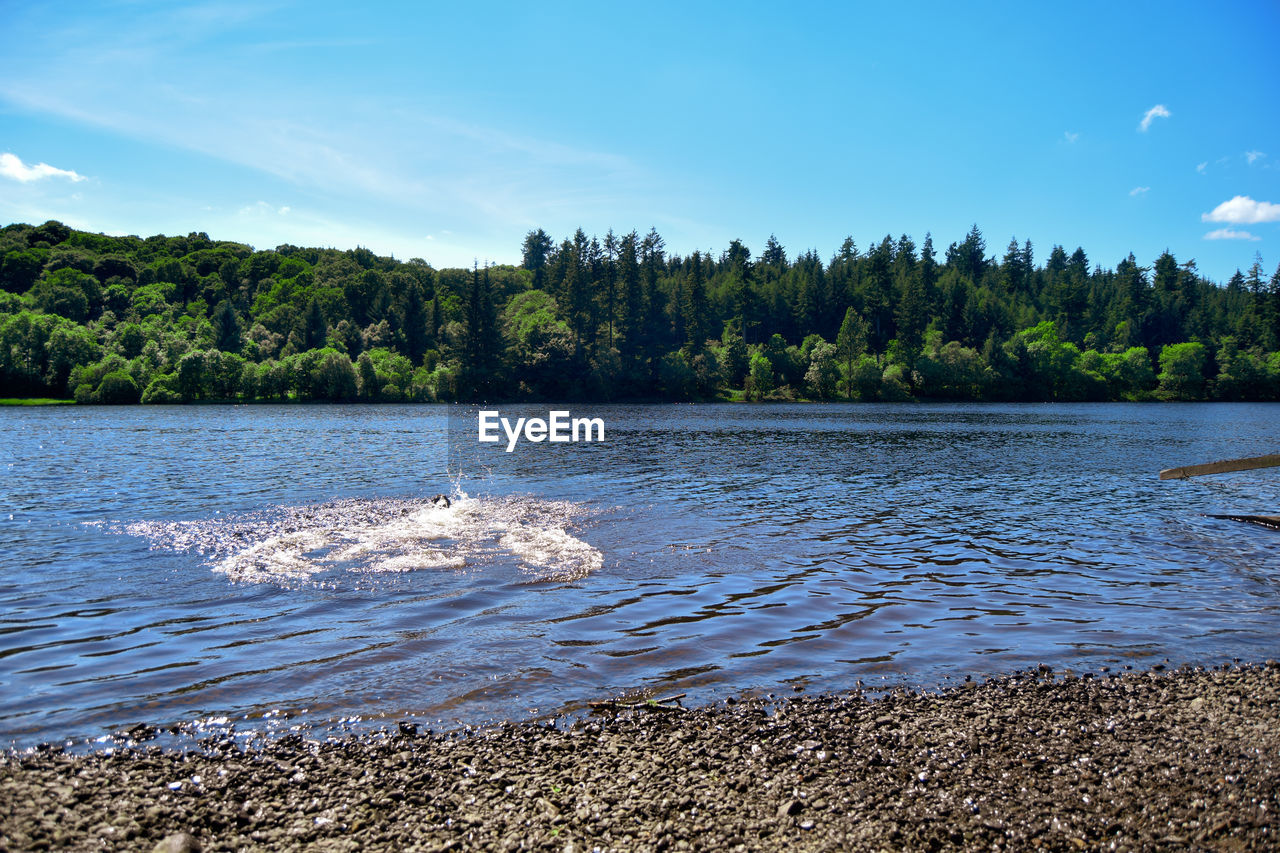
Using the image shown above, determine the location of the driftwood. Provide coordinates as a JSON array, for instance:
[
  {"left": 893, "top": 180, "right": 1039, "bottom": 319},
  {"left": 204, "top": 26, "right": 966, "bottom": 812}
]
[
  {"left": 1159, "top": 454, "right": 1280, "bottom": 480},
  {"left": 588, "top": 693, "right": 688, "bottom": 712},
  {"left": 1208, "top": 514, "right": 1280, "bottom": 531}
]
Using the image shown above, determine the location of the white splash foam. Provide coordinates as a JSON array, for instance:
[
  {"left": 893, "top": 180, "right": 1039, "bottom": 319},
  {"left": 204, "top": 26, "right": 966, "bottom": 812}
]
[
  {"left": 499, "top": 525, "right": 604, "bottom": 581},
  {"left": 108, "top": 494, "right": 602, "bottom": 585}
]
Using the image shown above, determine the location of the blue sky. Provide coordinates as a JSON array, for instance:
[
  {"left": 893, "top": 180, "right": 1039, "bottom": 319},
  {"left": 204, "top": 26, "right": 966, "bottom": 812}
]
[{"left": 1, "top": 1, "right": 1278, "bottom": 283}]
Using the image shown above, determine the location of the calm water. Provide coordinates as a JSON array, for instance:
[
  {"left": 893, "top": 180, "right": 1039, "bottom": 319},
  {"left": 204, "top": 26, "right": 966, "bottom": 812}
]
[{"left": 2, "top": 403, "right": 1278, "bottom": 748}]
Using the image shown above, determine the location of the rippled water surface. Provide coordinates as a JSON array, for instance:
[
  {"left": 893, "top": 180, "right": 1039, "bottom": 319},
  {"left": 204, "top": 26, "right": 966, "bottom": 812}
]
[{"left": 3, "top": 403, "right": 1278, "bottom": 747}]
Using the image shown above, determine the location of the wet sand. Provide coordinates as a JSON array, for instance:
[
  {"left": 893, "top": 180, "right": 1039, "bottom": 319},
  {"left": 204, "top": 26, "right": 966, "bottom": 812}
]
[{"left": 3, "top": 663, "right": 1278, "bottom": 851}]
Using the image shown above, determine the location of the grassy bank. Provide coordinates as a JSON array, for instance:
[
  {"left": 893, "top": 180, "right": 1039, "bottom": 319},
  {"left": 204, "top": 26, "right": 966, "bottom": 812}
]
[{"left": 0, "top": 397, "right": 74, "bottom": 406}]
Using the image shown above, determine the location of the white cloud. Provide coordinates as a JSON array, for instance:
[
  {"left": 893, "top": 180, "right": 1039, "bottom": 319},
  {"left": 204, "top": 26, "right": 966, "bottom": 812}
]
[
  {"left": 1202, "top": 195, "right": 1280, "bottom": 225},
  {"left": 238, "top": 200, "right": 291, "bottom": 218},
  {"left": 1196, "top": 162, "right": 1208, "bottom": 174},
  {"left": 0, "top": 152, "right": 86, "bottom": 183},
  {"left": 1063, "top": 131, "right": 1079, "bottom": 143},
  {"left": 1246, "top": 150, "right": 1265, "bottom": 165},
  {"left": 1204, "top": 228, "right": 1261, "bottom": 241},
  {"left": 1129, "top": 186, "right": 1150, "bottom": 196},
  {"left": 1139, "top": 104, "right": 1170, "bottom": 132}
]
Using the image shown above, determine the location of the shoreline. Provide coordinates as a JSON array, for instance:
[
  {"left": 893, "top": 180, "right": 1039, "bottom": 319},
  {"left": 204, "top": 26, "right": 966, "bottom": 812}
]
[{"left": 4, "top": 662, "right": 1278, "bottom": 851}]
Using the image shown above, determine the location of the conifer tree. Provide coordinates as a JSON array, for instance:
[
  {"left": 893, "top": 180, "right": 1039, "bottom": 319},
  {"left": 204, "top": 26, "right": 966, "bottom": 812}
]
[
  {"left": 213, "top": 299, "right": 242, "bottom": 353},
  {"left": 683, "top": 250, "right": 710, "bottom": 350}
]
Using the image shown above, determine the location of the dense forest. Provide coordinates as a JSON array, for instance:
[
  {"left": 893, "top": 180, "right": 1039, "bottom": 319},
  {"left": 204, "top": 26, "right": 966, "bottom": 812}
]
[{"left": 2, "top": 219, "right": 1279, "bottom": 404}]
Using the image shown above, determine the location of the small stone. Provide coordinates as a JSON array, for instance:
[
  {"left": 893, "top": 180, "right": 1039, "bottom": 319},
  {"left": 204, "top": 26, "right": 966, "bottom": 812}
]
[
  {"left": 777, "top": 800, "right": 802, "bottom": 819},
  {"left": 153, "top": 832, "right": 201, "bottom": 853}
]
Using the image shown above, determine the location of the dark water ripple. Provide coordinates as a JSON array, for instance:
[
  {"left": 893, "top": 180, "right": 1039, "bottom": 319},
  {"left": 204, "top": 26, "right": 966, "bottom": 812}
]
[{"left": 1, "top": 402, "right": 1278, "bottom": 748}]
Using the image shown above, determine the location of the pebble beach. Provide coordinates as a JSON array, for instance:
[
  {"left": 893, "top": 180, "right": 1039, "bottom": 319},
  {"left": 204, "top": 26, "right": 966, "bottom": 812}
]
[{"left": 3, "top": 662, "right": 1278, "bottom": 851}]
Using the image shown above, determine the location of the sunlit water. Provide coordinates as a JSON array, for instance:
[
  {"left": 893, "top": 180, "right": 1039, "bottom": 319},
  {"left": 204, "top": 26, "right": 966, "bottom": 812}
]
[{"left": 2, "top": 403, "right": 1278, "bottom": 748}]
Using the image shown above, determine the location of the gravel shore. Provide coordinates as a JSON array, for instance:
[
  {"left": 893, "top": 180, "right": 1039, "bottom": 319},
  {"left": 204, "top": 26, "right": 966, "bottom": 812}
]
[{"left": 3, "top": 663, "right": 1278, "bottom": 852}]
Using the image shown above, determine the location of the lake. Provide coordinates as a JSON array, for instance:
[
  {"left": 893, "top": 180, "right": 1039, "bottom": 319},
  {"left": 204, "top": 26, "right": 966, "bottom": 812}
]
[{"left": 2, "top": 402, "right": 1278, "bottom": 748}]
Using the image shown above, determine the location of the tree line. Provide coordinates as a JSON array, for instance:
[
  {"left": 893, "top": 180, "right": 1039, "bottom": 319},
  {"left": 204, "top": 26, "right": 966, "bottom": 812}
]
[{"left": 2, "top": 219, "right": 1279, "bottom": 405}]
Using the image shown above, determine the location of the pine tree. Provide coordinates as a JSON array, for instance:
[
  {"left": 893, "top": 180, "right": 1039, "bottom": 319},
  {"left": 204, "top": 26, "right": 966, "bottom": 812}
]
[
  {"left": 568, "top": 229, "right": 591, "bottom": 352},
  {"left": 602, "top": 229, "right": 618, "bottom": 350},
  {"left": 521, "top": 228, "right": 553, "bottom": 290},
  {"left": 427, "top": 291, "right": 441, "bottom": 349},
  {"left": 462, "top": 262, "right": 499, "bottom": 399},
  {"left": 683, "top": 250, "right": 710, "bottom": 350},
  {"left": 920, "top": 233, "right": 938, "bottom": 294},
  {"left": 862, "top": 235, "right": 895, "bottom": 350},
  {"left": 617, "top": 231, "right": 642, "bottom": 364},
  {"left": 213, "top": 299, "right": 242, "bottom": 353},
  {"left": 401, "top": 282, "right": 428, "bottom": 365},
  {"left": 641, "top": 228, "right": 666, "bottom": 385},
  {"left": 303, "top": 299, "right": 327, "bottom": 350},
  {"left": 761, "top": 234, "right": 787, "bottom": 268}
]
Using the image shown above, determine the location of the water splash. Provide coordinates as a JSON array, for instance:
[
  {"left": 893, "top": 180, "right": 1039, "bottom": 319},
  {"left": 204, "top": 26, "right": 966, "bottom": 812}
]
[{"left": 106, "top": 493, "right": 602, "bottom": 584}]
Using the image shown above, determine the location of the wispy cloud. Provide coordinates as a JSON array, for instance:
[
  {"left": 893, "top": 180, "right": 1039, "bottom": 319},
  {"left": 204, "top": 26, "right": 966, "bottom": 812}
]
[
  {"left": 1245, "top": 150, "right": 1266, "bottom": 165},
  {"left": 0, "top": 80, "right": 647, "bottom": 253},
  {"left": 1139, "top": 104, "right": 1170, "bottom": 132},
  {"left": 0, "top": 152, "right": 86, "bottom": 183},
  {"left": 1196, "top": 162, "right": 1207, "bottom": 174},
  {"left": 1204, "top": 228, "right": 1261, "bottom": 241},
  {"left": 238, "top": 200, "right": 292, "bottom": 217},
  {"left": 1063, "top": 131, "right": 1079, "bottom": 144},
  {"left": 1129, "top": 186, "right": 1149, "bottom": 196},
  {"left": 1202, "top": 195, "right": 1280, "bottom": 225},
  {"left": 0, "top": 1, "right": 655, "bottom": 262}
]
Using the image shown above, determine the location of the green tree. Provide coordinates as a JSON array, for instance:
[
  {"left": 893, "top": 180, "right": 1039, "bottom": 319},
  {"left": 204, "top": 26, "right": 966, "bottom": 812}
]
[
  {"left": 462, "top": 263, "right": 500, "bottom": 399},
  {"left": 804, "top": 340, "right": 839, "bottom": 399},
  {"left": 97, "top": 370, "right": 141, "bottom": 404},
  {"left": 835, "top": 307, "right": 869, "bottom": 399},
  {"left": 720, "top": 325, "right": 749, "bottom": 387},
  {"left": 683, "top": 250, "right": 710, "bottom": 351},
  {"left": 356, "top": 351, "right": 379, "bottom": 400},
  {"left": 213, "top": 300, "right": 242, "bottom": 353},
  {"left": 1096, "top": 347, "right": 1156, "bottom": 400},
  {"left": 303, "top": 298, "right": 327, "bottom": 350},
  {"left": 616, "top": 231, "right": 643, "bottom": 368},
  {"left": 1, "top": 249, "right": 44, "bottom": 293},
  {"left": 916, "top": 332, "right": 988, "bottom": 399},
  {"left": 501, "top": 289, "right": 576, "bottom": 397},
  {"left": 1156, "top": 342, "right": 1208, "bottom": 400},
  {"left": 746, "top": 351, "right": 773, "bottom": 400},
  {"left": 45, "top": 321, "right": 101, "bottom": 394},
  {"left": 310, "top": 350, "right": 358, "bottom": 400},
  {"left": 140, "top": 373, "right": 182, "bottom": 404},
  {"left": 400, "top": 281, "right": 429, "bottom": 365},
  {"left": 659, "top": 350, "right": 696, "bottom": 400},
  {"left": 848, "top": 355, "right": 884, "bottom": 401},
  {"left": 521, "top": 228, "right": 553, "bottom": 291},
  {"left": 175, "top": 350, "right": 209, "bottom": 401},
  {"left": 1212, "top": 337, "right": 1268, "bottom": 400},
  {"left": 30, "top": 267, "right": 98, "bottom": 322}
]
